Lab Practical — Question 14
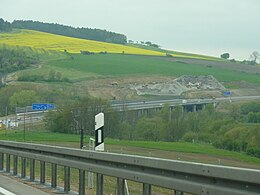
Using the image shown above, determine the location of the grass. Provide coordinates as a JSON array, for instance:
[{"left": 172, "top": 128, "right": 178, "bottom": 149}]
[
  {"left": 2, "top": 29, "right": 259, "bottom": 85},
  {"left": 0, "top": 29, "right": 165, "bottom": 56},
  {"left": 1, "top": 130, "right": 259, "bottom": 166},
  {"left": 108, "top": 139, "right": 260, "bottom": 165},
  {"left": 31, "top": 54, "right": 260, "bottom": 84},
  {"left": 127, "top": 43, "right": 224, "bottom": 61}
]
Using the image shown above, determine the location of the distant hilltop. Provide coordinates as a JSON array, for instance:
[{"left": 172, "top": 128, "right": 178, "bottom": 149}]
[{"left": 0, "top": 18, "right": 127, "bottom": 45}]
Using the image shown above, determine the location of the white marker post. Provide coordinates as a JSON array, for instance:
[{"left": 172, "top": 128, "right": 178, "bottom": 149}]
[{"left": 95, "top": 113, "right": 104, "bottom": 151}]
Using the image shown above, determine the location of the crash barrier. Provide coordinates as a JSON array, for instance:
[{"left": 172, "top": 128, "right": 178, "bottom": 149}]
[{"left": 0, "top": 141, "right": 260, "bottom": 195}]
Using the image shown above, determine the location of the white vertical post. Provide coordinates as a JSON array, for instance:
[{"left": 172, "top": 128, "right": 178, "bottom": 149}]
[{"left": 95, "top": 113, "right": 104, "bottom": 151}]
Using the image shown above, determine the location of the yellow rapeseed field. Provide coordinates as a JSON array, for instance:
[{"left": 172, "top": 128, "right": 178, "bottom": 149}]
[{"left": 0, "top": 29, "right": 165, "bottom": 56}]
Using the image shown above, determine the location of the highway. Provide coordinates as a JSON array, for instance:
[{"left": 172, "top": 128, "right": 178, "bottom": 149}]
[
  {"left": 110, "top": 95, "right": 260, "bottom": 111},
  {"left": 0, "top": 175, "right": 49, "bottom": 195},
  {"left": 1, "top": 95, "right": 260, "bottom": 126}
]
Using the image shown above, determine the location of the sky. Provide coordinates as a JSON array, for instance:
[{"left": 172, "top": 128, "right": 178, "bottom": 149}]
[{"left": 1, "top": 0, "right": 260, "bottom": 60}]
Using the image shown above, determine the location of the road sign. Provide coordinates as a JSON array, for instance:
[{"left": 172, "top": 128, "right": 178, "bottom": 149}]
[
  {"left": 223, "top": 91, "right": 231, "bottom": 96},
  {"left": 95, "top": 113, "right": 104, "bottom": 151},
  {"left": 32, "top": 103, "right": 55, "bottom": 111}
]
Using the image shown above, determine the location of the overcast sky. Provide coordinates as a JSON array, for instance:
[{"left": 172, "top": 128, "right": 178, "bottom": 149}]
[{"left": 1, "top": 0, "right": 260, "bottom": 60}]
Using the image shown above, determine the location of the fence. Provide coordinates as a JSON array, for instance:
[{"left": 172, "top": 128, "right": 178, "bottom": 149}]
[{"left": 0, "top": 141, "right": 260, "bottom": 195}]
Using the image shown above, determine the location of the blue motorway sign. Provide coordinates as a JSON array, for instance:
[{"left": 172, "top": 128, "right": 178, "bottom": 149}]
[
  {"left": 223, "top": 91, "right": 231, "bottom": 96},
  {"left": 32, "top": 103, "right": 55, "bottom": 111}
]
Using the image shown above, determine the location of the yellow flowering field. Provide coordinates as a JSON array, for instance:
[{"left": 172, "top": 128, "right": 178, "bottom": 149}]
[{"left": 0, "top": 29, "right": 165, "bottom": 56}]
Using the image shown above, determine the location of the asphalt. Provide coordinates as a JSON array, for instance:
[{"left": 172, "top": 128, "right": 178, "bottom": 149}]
[{"left": 0, "top": 174, "right": 50, "bottom": 195}]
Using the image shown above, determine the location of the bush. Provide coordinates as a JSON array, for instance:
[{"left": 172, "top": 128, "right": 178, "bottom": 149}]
[
  {"left": 183, "top": 132, "right": 197, "bottom": 142},
  {"left": 80, "top": 50, "right": 94, "bottom": 55},
  {"left": 246, "top": 147, "right": 260, "bottom": 158}
]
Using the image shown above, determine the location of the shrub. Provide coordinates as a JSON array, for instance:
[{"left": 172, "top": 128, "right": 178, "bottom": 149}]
[{"left": 246, "top": 147, "right": 260, "bottom": 158}]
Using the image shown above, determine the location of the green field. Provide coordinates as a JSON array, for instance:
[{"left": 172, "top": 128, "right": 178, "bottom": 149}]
[
  {"left": 19, "top": 53, "right": 260, "bottom": 84},
  {"left": 1, "top": 130, "right": 259, "bottom": 167},
  {"left": 1, "top": 29, "right": 259, "bottom": 85}
]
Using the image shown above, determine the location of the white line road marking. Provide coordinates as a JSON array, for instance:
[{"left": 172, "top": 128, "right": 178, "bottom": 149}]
[{"left": 0, "top": 187, "right": 16, "bottom": 195}]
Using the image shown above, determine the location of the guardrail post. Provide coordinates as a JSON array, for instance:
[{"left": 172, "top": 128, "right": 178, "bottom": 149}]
[
  {"left": 0, "top": 153, "right": 3, "bottom": 171},
  {"left": 6, "top": 154, "right": 10, "bottom": 173},
  {"left": 64, "top": 166, "right": 70, "bottom": 193},
  {"left": 30, "top": 159, "right": 35, "bottom": 181},
  {"left": 79, "top": 169, "right": 85, "bottom": 195},
  {"left": 143, "top": 183, "right": 151, "bottom": 195},
  {"left": 21, "top": 157, "right": 26, "bottom": 178},
  {"left": 13, "top": 155, "right": 18, "bottom": 175},
  {"left": 96, "top": 173, "right": 103, "bottom": 195},
  {"left": 40, "top": 161, "right": 45, "bottom": 184},
  {"left": 51, "top": 163, "right": 57, "bottom": 188},
  {"left": 174, "top": 190, "right": 184, "bottom": 195},
  {"left": 117, "top": 178, "right": 125, "bottom": 195}
]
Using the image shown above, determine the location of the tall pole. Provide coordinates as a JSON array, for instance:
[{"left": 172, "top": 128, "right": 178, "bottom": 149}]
[
  {"left": 80, "top": 128, "right": 84, "bottom": 149},
  {"left": 5, "top": 106, "right": 7, "bottom": 136},
  {"left": 23, "top": 107, "right": 26, "bottom": 142}
]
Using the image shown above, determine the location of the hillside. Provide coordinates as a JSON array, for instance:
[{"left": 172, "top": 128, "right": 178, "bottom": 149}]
[
  {"left": 0, "top": 29, "right": 226, "bottom": 61},
  {"left": 0, "top": 28, "right": 259, "bottom": 101},
  {"left": 127, "top": 43, "right": 223, "bottom": 61},
  {"left": 0, "top": 29, "right": 164, "bottom": 55},
  {"left": 12, "top": 20, "right": 127, "bottom": 44}
]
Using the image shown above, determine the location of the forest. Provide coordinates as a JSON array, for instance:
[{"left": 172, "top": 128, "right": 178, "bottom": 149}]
[{"left": 12, "top": 20, "right": 127, "bottom": 44}]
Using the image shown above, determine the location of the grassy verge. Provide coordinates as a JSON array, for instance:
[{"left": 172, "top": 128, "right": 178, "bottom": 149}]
[
  {"left": 107, "top": 139, "right": 260, "bottom": 165},
  {"left": 1, "top": 130, "right": 259, "bottom": 166}
]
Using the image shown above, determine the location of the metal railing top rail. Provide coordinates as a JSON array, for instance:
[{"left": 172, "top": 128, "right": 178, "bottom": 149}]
[{"left": 0, "top": 140, "right": 260, "bottom": 195}]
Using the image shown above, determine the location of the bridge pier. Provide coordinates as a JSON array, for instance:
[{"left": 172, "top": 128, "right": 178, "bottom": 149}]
[{"left": 193, "top": 105, "right": 196, "bottom": 112}]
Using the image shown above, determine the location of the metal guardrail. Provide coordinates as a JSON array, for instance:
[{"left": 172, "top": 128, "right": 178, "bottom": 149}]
[{"left": 0, "top": 141, "right": 260, "bottom": 195}]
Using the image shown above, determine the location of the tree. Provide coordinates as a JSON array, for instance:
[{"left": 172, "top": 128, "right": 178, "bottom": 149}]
[
  {"left": 220, "top": 53, "right": 230, "bottom": 59},
  {"left": 250, "top": 51, "right": 260, "bottom": 65},
  {"left": 9, "top": 90, "right": 40, "bottom": 110},
  {"left": 0, "top": 18, "right": 12, "bottom": 32},
  {"left": 145, "top": 41, "right": 152, "bottom": 46}
]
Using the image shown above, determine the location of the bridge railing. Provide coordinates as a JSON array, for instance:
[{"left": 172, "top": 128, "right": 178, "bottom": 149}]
[{"left": 0, "top": 140, "right": 260, "bottom": 195}]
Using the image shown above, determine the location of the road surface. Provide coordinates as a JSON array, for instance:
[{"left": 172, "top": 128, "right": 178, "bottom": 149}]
[{"left": 0, "top": 175, "right": 50, "bottom": 195}]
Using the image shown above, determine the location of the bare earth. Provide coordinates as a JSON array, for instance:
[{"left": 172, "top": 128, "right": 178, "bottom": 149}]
[{"left": 76, "top": 75, "right": 260, "bottom": 100}]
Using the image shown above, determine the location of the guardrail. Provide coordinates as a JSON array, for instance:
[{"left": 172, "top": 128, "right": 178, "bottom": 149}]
[{"left": 0, "top": 141, "right": 260, "bottom": 195}]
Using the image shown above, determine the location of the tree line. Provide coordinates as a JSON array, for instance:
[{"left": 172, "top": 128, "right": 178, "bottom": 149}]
[
  {"left": 12, "top": 20, "right": 127, "bottom": 44},
  {"left": 42, "top": 98, "right": 260, "bottom": 158},
  {"left": 0, "top": 18, "right": 12, "bottom": 32},
  {"left": 220, "top": 51, "right": 260, "bottom": 65},
  {"left": 0, "top": 84, "right": 259, "bottom": 158}
]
